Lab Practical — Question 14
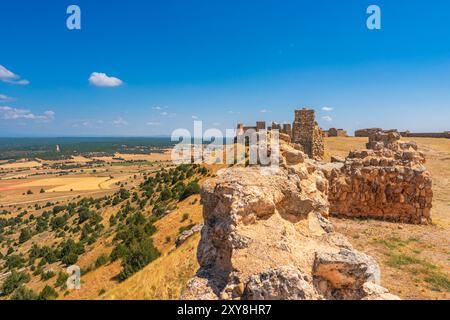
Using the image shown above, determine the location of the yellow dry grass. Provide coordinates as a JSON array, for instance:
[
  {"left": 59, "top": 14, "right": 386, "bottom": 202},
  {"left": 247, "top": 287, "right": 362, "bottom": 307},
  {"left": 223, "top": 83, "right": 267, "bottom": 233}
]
[
  {"left": 92, "top": 152, "right": 171, "bottom": 163},
  {"left": 0, "top": 160, "right": 42, "bottom": 169},
  {"left": 323, "top": 137, "right": 368, "bottom": 161},
  {"left": 104, "top": 234, "right": 200, "bottom": 300},
  {"left": 70, "top": 156, "right": 91, "bottom": 163},
  {"left": 14, "top": 177, "right": 112, "bottom": 192},
  {"left": 101, "top": 195, "right": 203, "bottom": 300}
]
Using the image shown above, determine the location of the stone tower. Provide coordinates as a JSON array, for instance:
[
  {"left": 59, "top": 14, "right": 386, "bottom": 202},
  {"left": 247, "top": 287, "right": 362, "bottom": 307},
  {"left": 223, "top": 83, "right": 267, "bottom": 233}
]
[
  {"left": 282, "top": 123, "right": 292, "bottom": 137},
  {"left": 256, "top": 121, "right": 266, "bottom": 132},
  {"left": 292, "top": 108, "right": 324, "bottom": 160}
]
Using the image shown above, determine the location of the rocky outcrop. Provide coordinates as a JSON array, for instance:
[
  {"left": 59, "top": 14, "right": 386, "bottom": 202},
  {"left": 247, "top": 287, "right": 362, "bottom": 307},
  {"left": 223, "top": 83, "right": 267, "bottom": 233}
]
[
  {"left": 181, "top": 137, "right": 398, "bottom": 300},
  {"left": 325, "top": 129, "right": 433, "bottom": 224},
  {"left": 175, "top": 224, "right": 203, "bottom": 247}
]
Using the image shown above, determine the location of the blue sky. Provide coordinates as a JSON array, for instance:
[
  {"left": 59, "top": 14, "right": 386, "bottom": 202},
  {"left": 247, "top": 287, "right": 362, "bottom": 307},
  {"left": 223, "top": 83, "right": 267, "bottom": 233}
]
[{"left": 0, "top": 0, "right": 449, "bottom": 137}]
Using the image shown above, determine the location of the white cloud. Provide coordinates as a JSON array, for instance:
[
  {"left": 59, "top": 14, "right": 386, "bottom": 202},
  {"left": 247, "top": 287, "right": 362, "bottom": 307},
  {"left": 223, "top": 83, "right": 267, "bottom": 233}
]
[
  {"left": 160, "top": 111, "right": 176, "bottom": 117},
  {"left": 89, "top": 72, "right": 123, "bottom": 87},
  {"left": 322, "top": 107, "right": 333, "bottom": 112},
  {"left": 0, "top": 106, "right": 54, "bottom": 121},
  {"left": 0, "top": 65, "right": 29, "bottom": 85},
  {"left": 0, "top": 94, "right": 14, "bottom": 101},
  {"left": 322, "top": 115, "right": 333, "bottom": 122},
  {"left": 152, "top": 106, "right": 162, "bottom": 110},
  {"left": 70, "top": 119, "right": 105, "bottom": 128},
  {"left": 191, "top": 115, "right": 199, "bottom": 120},
  {"left": 260, "top": 109, "right": 271, "bottom": 113},
  {"left": 146, "top": 121, "right": 162, "bottom": 126},
  {"left": 228, "top": 110, "right": 241, "bottom": 115},
  {"left": 112, "top": 117, "right": 128, "bottom": 126}
]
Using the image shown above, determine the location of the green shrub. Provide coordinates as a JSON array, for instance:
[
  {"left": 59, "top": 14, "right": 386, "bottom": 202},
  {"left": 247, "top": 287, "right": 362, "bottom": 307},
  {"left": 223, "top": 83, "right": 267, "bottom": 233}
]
[
  {"left": 5, "top": 254, "right": 25, "bottom": 270},
  {"left": 1, "top": 271, "right": 31, "bottom": 295},
  {"left": 119, "top": 238, "right": 160, "bottom": 281},
  {"left": 38, "top": 285, "right": 58, "bottom": 300},
  {"left": 181, "top": 213, "right": 189, "bottom": 222},
  {"left": 95, "top": 254, "right": 109, "bottom": 268},
  {"left": 10, "top": 286, "right": 38, "bottom": 300},
  {"left": 19, "top": 228, "right": 32, "bottom": 243},
  {"left": 180, "top": 182, "right": 200, "bottom": 200},
  {"left": 41, "top": 270, "right": 55, "bottom": 281},
  {"left": 55, "top": 271, "right": 69, "bottom": 288}
]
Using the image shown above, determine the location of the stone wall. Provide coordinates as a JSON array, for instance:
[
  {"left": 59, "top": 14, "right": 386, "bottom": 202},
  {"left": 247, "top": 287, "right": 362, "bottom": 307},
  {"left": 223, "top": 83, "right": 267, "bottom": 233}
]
[
  {"left": 292, "top": 108, "right": 324, "bottom": 160},
  {"left": 282, "top": 123, "right": 292, "bottom": 138},
  {"left": 256, "top": 121, "right": 266, "bottom": 131},
  {"left": 324, "top": 130, "right": 433, "bottom": 224},
  {"left": 328, "top": 128, "right": 348, "bottom": 137},
  {"left": 237, "top": 122, "right": 266, "bottom": 134},
  {"left": 355, "top": 128, "right": 383, "bottom": 137},
  {"left": 400, "top": 131, "right": 450, "bottom": 139}
]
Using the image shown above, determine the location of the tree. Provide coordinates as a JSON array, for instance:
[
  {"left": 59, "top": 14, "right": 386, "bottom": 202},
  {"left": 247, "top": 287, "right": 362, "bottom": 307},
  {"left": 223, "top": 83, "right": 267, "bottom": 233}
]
[
  {"left": 180, "top": 181, "right": 201, "bottom": 200},
  {"left": 95, "top": 254, "right": 109, "bottom": 268},
  {"left": 38, "top": 285, "right": 58, "bottom": 300},
  {"left": 19, "top": 228, "right": 31, "bottom": 243},
  {"left": 10, "top": 286, "right": 38, "bottom": 300},
  {"left": 1, "top": 271, "right": 31, "bottom": 295},
  {"left": 5, "top": 255, "right": 25, "bottom": 270},
  {"left": 159, "top": 188, "right": 172, "bottom": 201},
  {"left": 119, "top": 238, "right": 160, "bottom": 281}
]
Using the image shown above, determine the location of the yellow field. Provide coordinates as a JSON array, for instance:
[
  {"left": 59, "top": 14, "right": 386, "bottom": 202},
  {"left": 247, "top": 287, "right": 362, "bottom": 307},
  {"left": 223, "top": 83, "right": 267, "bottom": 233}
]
[
  {"left": 0, "top": 160, "right": 42, "bottom": 169},
  {"left": 92, "top": 152, "right": 171, "bottom": 163},
  {"left": 7, "top": 177, "right": 112, "bottom": 192}
]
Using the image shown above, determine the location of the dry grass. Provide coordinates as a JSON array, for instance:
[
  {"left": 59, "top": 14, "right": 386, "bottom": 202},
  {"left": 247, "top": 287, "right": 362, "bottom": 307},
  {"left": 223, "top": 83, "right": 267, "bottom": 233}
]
[
  {"left": 104, "top": 234, "right": 200, "bottom": 300},
  {"left": 0, "top": 160, "right": 42, "bottom": 169}
]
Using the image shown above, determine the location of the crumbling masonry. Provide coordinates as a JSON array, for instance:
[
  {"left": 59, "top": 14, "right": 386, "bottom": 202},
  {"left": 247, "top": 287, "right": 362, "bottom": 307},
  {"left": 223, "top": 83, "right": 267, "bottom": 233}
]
[
  {"left": 237, "top": 108, "right": 325, "bottom": 160},
  {"left": 323, "top": 130, "right": 433, "bottom": 224},
  {"left": 292, "top": 108, "right": 324, "bottom": 160}
]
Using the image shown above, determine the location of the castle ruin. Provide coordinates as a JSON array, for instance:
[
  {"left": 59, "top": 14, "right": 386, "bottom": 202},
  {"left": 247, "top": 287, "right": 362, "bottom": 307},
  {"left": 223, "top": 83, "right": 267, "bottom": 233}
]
[
  {"left": 324, "top": 128, "right": 348, "bottom": 137},
  {"left": 323, "top": 129, "right": 433, "bottom": 224},
  {"left": 292, "top": 108, "right": 324, "bottom": 160},
  {"left": 237, "top": 108, "right": 325, "bottom": 160}
]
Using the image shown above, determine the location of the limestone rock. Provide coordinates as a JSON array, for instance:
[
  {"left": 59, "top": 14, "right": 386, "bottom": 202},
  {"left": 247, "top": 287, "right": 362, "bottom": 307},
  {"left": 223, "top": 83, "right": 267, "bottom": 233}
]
[
  {"left": 175, "top": 224, "right": 203, "bottom": 247},
  {"left": 181, "top": 138, "right": 397, "bottom": 300},
  {"left": 243, "top": 266, "right": 320, "bottom": 300},
  {"left": 313, "top": 249, "right": 380, "bottom": 291}
]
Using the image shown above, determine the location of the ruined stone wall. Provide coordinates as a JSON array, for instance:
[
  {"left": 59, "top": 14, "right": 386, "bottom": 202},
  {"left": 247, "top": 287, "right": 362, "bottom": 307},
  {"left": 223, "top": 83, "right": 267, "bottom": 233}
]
[
  {"left": 328, "top": 128, "right": 348, "bottom": 137},
  {"left": 282, "top": 123, "right": 292, "bottom": 138},
  {"left": 324, "top": 130, "right": 433, "bottom": 224},
  {"left": 400, "top": 131, "right": 450, "bottom": 139},
  {"left": 355, "top": 128, "right": 383, "bottom": 137},
  {"left": 256, "top": 121, "right": 266, "bottom": 132},
  {"left": 292, "top": 108, "right": 324, "bottom": 160},
  {"left": 271, "top": 122, "right": 281, "bottom": 131}
]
